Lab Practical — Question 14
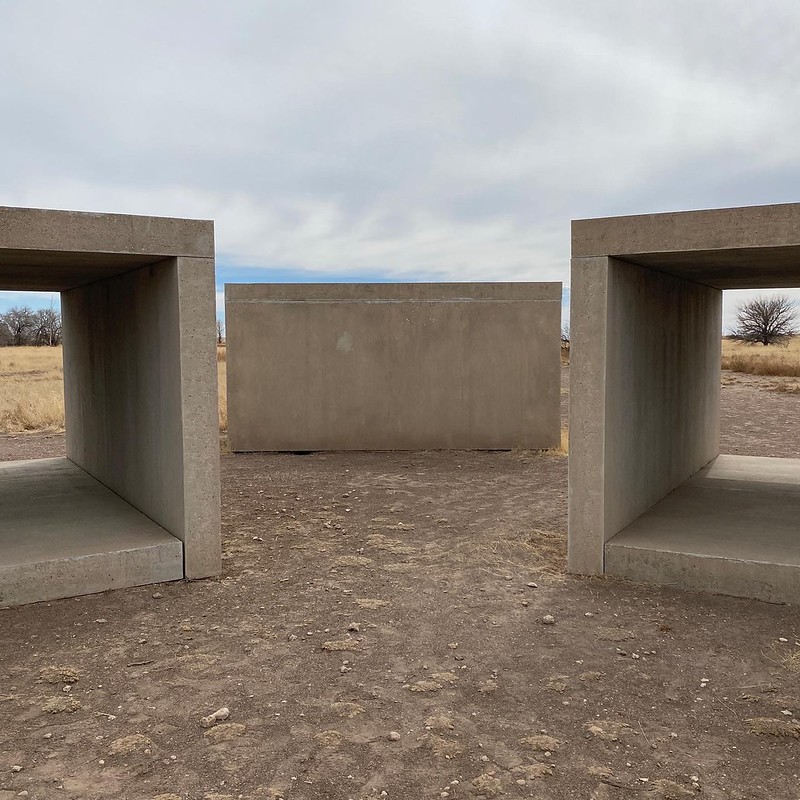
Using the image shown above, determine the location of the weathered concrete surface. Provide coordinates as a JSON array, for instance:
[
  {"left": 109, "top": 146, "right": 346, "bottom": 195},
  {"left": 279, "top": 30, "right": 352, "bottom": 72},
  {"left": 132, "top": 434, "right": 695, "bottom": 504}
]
[
  {"left": 0, "top": 459, "right": 183, "bottom": 608},
  {"left": 226, "top": 282, "right": 561, "bottom": 451},
  {"left": 568, "top": 256, "right": 721, "bottom": 574},
  {"left": 0, "top": 206, "right": 220, "bottom": 605},
  {"left": 569, "top": 203, "right": 800, "bottom": 604},
  {"left": 573, "top": 202, "right": 800, "bottom": 289},
  {"left": 606, "top": 455, "right": 800, "bottom": 605},
  {"left": 0, "top": 206, "right": 214, "bottom": 291}
]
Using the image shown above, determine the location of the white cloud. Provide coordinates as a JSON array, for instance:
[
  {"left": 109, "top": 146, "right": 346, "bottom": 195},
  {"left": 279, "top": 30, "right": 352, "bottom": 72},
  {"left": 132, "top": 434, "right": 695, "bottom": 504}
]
[{"left": 0, "top": 0, "right": 799, "bottom": 314}]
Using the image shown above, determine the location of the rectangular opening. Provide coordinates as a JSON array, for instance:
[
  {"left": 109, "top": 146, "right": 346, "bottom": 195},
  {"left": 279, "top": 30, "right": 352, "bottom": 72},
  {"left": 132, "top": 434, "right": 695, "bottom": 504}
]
[
  {"left": 604, "top": 287, "right": 800, "bottom": 603},
  {"left": 0, "top": 288, "right": 183, "bottom": 607}
]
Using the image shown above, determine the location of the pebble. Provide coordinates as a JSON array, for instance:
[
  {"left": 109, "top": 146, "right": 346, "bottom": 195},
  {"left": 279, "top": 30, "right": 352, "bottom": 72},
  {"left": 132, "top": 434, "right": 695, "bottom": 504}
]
[
  {"left": 542, "top": 614, "right": 555, "bottom": 625},
  {"left": 200, "top": 707, "right": 230, "bottom": 728},
  {"left": 152, "top": 592, "right": 164, "bottom": 599},
  {"left": 348, "top": 623, "right": 360, "bottom": 632},
  {"left": 584, "top": 612, "right": 594, "bottom": 617},
  {"left": 11, "top": 766, "right": 22, "bottom": 773},
  {"left": 526, "top": 582, "right": 538, "bottom": 588},
  {"left": 388, "top": 731, "right": 401, "bottom": 741},
  {"left": 521, "top": 600, "right": 529, "bottom": 607}
]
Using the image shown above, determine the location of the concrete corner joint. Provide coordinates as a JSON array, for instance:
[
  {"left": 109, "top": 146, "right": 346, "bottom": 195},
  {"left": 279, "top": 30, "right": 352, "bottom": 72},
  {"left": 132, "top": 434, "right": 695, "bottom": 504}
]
[
  {"left": 568, "top": 202, "right": 800, "bottom": 604},
  {"left": 0, "top": 206, "right": 221, "bottom": 607}
]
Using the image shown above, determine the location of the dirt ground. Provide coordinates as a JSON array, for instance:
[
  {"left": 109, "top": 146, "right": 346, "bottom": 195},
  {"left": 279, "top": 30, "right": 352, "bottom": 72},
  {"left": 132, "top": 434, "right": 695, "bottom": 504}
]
[{"left": 1, "top": 369, "right": 799, "bottom": 800}]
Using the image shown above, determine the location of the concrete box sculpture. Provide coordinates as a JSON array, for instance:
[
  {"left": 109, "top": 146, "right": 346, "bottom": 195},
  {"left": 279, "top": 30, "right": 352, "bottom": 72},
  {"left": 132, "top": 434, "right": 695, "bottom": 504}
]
[
  {"left": 569, "top": 203, "right": 800, "bottom": 604},
  {"left": 226, "top": 282, "right": 561, "bottom": 451},
  {"left": 0, "top": 206, "right": 220, "bottom": 607}
]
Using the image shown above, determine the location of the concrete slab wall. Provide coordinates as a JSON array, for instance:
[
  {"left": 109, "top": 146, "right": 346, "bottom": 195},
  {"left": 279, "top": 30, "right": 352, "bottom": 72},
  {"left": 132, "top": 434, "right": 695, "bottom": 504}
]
[
  {"left": 226, "top": 282, "right": 561, "bottom": 451},
  {"left": 568, "top": 256, "right": 721, "bottom": 574},
  {"left": 63, "top": 256, "right": 221, "bottom": 578}
]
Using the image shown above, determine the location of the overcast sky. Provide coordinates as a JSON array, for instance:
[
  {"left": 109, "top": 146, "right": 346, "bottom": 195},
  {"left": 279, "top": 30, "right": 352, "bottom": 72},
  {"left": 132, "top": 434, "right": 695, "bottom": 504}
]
[{"left": 1, "top": 0, "right": 799, "bottom": 329}]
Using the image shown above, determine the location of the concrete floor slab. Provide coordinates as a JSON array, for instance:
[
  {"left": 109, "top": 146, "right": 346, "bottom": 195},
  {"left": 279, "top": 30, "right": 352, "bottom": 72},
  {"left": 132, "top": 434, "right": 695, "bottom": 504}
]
[
  {"left": 0, "top": 458, "right": 183, "bottom": 607},
  {"left": 606, "top": 455, "right": 800, "bottom": 604}
]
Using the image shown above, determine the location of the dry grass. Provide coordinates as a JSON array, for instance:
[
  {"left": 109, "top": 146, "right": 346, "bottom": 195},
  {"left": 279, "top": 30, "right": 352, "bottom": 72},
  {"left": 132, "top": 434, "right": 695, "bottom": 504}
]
[
  {"left": 217, "top": 351, "right": 228, "bottom": 432},
  {"left": 0, "top": 345, "right": 229, "bottom": 434},
  {"left": 766, "top": 380, "right": 800, "bottom": 395},
  {"left": 783, "top": 650, "right": 800, "bottom": 673},
  {"left": 555, "top": 426, "right": 569, "bottom": 455},
  {"left": 0, "top": 346, "right": 65, "bottom": 433},
  {"left": 722, "top": 336, "right": 800, "bottom": 377},
  {"left": 445, "top": 525, "right": 566, "bottom": 577}
]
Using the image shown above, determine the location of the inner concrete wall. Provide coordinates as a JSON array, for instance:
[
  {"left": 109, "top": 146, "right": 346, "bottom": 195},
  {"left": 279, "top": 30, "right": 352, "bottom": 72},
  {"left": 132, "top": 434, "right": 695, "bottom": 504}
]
[
  {"left": 63, "top": 259, "right": 184, "bottom": 536},
  {"left": 63, "top": 256, "right": 221, "bottom": 578},
  {"left": 226, "top": 282, "right": 561, "bottom": 451},
  {"left": 568, "top": 256, "right": 721, "bottom": 574}
]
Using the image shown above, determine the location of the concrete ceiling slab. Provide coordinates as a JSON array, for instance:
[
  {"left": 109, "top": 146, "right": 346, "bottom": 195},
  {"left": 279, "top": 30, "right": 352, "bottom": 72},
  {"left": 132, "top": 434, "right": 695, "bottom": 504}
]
[
  {"left": 0, "top": 206, "right": 214, "bottom": 292},
  {"left": 573, "top": 203, "right": 800, "bottom": 290}
]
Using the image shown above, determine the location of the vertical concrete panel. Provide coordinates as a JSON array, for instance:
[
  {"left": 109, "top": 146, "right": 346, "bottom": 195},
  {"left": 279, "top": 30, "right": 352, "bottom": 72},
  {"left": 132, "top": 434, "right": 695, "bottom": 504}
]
[
  {"left": 567, "top": 257, "right": 609, "bottom": 574},
  {"left": 175, "top": 257, "right": 221, "bottom": 578},
  {"left": 62, "top": 261, "right": 185, "bottom": 537},
  {"left": 226, "top": 284, "right": 561, "bottom": 451},
  {"left": 602, "top": 258, "right": 721, "bottom": 539}
]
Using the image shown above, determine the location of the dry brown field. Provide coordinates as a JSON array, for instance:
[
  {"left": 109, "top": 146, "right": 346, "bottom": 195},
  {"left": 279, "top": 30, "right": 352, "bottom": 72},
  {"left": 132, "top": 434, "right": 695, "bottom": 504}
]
[
  {"left": 0, "top": 364, "right": 798, "bottom": 799},
  {"left": 0, "top": 346, "right": 65, "bottom": 433},
  {"left": 0, "top": 346, "right": 228, "bottom": 434},
  {"left": 722, "top": 335, "right": 800, "bottom": 378}
]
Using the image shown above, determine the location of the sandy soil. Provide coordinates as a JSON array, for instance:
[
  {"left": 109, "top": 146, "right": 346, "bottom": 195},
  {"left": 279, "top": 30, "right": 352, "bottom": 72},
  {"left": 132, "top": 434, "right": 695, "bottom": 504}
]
[{"left": 0, "top": 370, "right": 798, "bottom": 800}]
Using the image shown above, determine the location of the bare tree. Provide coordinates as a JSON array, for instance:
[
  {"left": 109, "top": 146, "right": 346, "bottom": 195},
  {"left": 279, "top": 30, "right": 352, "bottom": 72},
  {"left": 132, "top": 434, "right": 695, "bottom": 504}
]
[
  {"left": 31, "top": 306, "right": 62, "bottom": 346},
  {"left": 216, "top": 318, "right": 225, "bottom": 345},
  {"left": 560, "top": 321, "right": 570, "bottom": 350},
  {"left": 1, "top": 306, "right": 35, "bottom": 346},
  {"left": 732, "top": 295, "right": 798, "bottom": 346}
]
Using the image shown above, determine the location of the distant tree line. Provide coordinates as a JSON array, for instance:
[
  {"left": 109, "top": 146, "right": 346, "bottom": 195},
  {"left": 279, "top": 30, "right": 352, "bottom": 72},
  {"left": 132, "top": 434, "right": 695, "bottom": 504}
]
[{"left": 0, "top": 306, "right": 63, "bottom": 347}]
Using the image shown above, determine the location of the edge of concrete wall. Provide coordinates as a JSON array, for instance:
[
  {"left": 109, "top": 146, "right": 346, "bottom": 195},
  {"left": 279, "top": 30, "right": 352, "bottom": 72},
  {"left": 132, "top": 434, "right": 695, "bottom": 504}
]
[
  {"left": 176, "top": 257, "right": 222, "bottom": 578},
  {"left": 226, "top": 282, "right": 562, "bottom": 302},
  {"left": 567, "top": 257, "right": 609, "bottom": 575}
]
